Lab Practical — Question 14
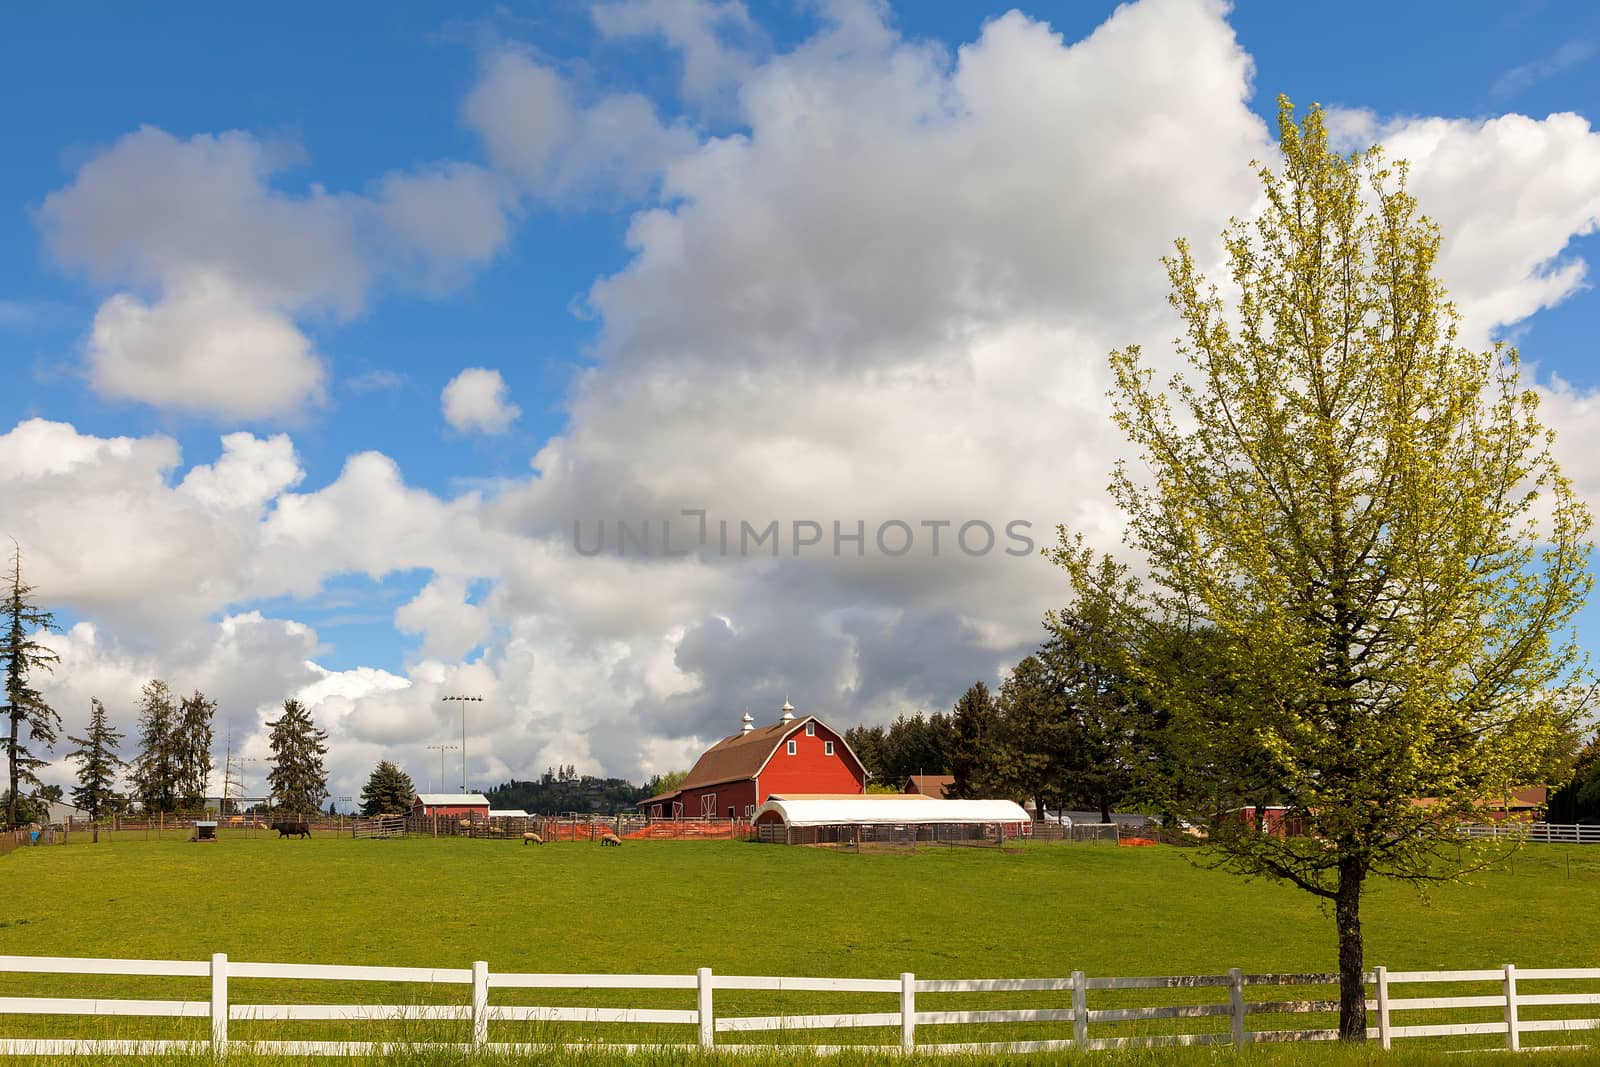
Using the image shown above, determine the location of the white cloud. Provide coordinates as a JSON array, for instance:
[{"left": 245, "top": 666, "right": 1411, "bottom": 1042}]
[
  {"left": 86, "top": 273, "right": 326, "bottom": 420},
  {"left": 38, "top": 127, "right": 516, "bottom": 420},
  {"left": 591, "top": 0, "right": 764, "bottom": 106},
  {"left": 441, "top": 367, "right": 521, "bottom": 434},
  {"left": 462, "top": 49, "right": 696, "bottom": 202}
]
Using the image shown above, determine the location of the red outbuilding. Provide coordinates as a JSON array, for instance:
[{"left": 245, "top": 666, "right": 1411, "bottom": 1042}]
[
  {"left": 412, "top": 792, "right": 491, "bottom": 818},
  {"left": 640, "top": 703, "right": 867, "bottom": 820}
]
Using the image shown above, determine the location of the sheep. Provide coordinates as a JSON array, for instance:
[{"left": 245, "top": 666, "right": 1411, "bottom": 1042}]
[
  {"left": 523, "top": 831, "right": 543, "bottom": 846},
  {"left": 599, "top": 832, "right": 622, "bottom": 847}
]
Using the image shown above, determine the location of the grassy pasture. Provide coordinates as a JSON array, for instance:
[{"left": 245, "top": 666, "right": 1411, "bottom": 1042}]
[{"left": 3, "top": 834, "right": 1599, "bottom": 1060}]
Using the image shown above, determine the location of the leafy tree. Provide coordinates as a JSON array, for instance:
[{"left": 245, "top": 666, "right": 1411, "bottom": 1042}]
[
  {"left": 645, "top": 769, "right": 688, "bottom": 795},
  {"left": 131, "top": 680, "right": 179, "bottom": 813},
  {"left": 176, "top": 691, "right": 216, "bottom": 809},
  {"left": 3, "top": 545, "right": 61, "bottom": 828},
  {"left": 67, "top": 698, "right": 126, "bottom": 819},
  {"left": 1053, "top": 99, "right": 1593, "bottom": 1038},
  {"left": 360, "top": 760, "right": 417, "bottom": 816},
  {"left": 949, "top": 681, "right": 999, "bottom": 798},
  {"left": 266, "top": 699, "right": 329, "bottom": 815},
  {"left": 1547, "top": 729, "right": 1600, "bottom": 824}
]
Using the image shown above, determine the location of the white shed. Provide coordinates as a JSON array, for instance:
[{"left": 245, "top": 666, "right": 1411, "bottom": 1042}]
[{"left": 752, "top": 794, "right": 1030, "bottom": 847}]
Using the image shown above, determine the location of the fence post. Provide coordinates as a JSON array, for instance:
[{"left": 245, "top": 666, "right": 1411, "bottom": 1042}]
[
  {"left": 210, "top": 952, "right": 228, "bottom": 1053},
  {"left": 697, "top": 967, "right": 714, "bottom": 1048},
  {"left": 1374, "top": 966, "right": 1391, "bottom": 1050},
  {"left": 1503, "top": 963, "right": 1520, "bottom": 1052},
  {"left": 1228, "top": 967, "right": 1245, "bottom": 1048},
  {"left": 1072, "top": 970, "right": 1088, "bottom": 1050},
  {"left": 900, "top": 972, "right": 916, "bottom": 1053},
  {"left": 471, "top": 960, "right": 490, "bottom": 1048}
]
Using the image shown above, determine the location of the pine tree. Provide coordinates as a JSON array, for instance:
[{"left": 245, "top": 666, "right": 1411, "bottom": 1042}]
[
  {"left": 266, "top": 699, "right": 329, "bottom": 815},
  {"left": 131, "top": 680, "right": 178, "bottom": 813},
  {"left": 949, "top": 681, "right": 998, "bottom": 798},
  {"left": 2, "top": 544, "right": 61, "bottom": 828},
  {"left": 359, "top": 760, "right": 416, "bottom": 816},
  {"left": 66, "top": 698, "right": 126, "bottom": 819},
  {"left": 175, "top": 690, "right": 216, "bottom": 810}
]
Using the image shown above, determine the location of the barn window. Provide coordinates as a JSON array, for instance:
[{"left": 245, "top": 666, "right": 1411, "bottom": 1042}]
[
  {"left": 787, "top": 740, "right": 797, "bottom": 755},
  {"left": 744, "top": 805, "right": 754, "bottom": 818},
  {"left": 805, "top": 722, "right": 815, "bottom": 736},
  {"left": 825, "top": 741, "right": 834, "bottom": 756}
]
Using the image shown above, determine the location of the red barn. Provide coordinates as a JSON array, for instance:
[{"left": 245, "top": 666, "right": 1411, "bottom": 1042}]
[
  {"left": 641, "top": 704, "right": 867, "bottom": 819},
  {"left": 412, "top": 793, "right": 491, "bottom": 818}
]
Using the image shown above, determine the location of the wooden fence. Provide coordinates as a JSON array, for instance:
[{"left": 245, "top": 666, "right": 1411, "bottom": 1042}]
[
  {"left": 3, "top": 954, "right": 1599, "bottom": 1056},
  {"left": 1458, "top": 822, "right": 1600, "bottom": 844}
]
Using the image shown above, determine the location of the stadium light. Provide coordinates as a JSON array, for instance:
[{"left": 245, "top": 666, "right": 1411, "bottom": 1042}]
[{"left": 441, "top": 695, "right": 482, "bottom": 792}]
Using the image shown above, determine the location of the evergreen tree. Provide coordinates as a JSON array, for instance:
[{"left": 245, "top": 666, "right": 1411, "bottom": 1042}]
[
  {"left": 266, "top": 699, "right": 329, "bottom": 814},
  {"left": 1053, "top": 99, "right": 1593, "bottom": 1038},
  {"left": 131, "top": 680, "right": 179, "bottom": 813},
  {"left": 949, "top": 681, "right": 998, "bottom": 798},
  {"left": 175, "top": 690, "right": 216, "bottom": 809},
  {"left": 359, "top": 760, "right": 416, "bottom": 816},
  {"left": 3, "top": 544, "right": 61, "bottom": 828},
  {"left": 66, "top": 698, "right": 126, "bottom": 819}
]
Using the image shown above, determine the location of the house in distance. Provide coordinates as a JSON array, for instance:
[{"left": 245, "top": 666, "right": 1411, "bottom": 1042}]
[{"left": 640, "top": 702, "right": 867, "bottom": 819}]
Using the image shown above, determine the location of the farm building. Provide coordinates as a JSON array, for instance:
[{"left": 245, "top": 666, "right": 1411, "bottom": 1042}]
[
  {"left": 488, "top": 808, "right": 529, "bottom": 820},
  {"left": 640, "top": 703, "right": 867, "bottom": 819},
  {"left": 752, "top": 794, "right": 1031, "bottom": 846},
  {"left": 412, "top": 793, "right": 491, "bottom": 818},
  {"left": 902, "top": 774, "right": 955, "bottom": 798}
]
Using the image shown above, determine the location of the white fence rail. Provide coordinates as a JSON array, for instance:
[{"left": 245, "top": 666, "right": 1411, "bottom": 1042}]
[
  {"left": 3, "top": 954, "right": 1599, "bottom": 1056},
  {"left": 1457, "top": 822, "right": 1600, "bottom": 844}
]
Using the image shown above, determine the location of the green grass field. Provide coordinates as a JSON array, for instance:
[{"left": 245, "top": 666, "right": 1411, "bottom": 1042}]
[{"left": 4, "top": 834, "right": 1600, "bottom": 1061}]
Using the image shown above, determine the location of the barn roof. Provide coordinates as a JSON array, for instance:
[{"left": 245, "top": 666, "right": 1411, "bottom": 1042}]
[
  {"left": 676, "top": 715, "right": 864, "bottom": 792},
  {"left": 416, "top": 793, "right": 490, "bottom": 806},
  {"left": 756, "top": 796, "right": 1030, "bottom": 827},
  {"left": 488, "top": 809, "right": 529, "bottom": 818},
  {"left": 903, "top": 774, "right": 956, "bottom": 797}
]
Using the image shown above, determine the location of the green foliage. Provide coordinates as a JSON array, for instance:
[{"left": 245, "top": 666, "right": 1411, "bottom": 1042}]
[
  {"left": 131, "top": 680, "right": 179, "bottom": 814},
  {"left": 66, "top": 697, "right": 125, "bottom": 819},
  {"left": 844, "top": 712, "right": 955, "bottom": 785},
  {"left": 175, "top": 691, "right": 216, "bottom": 809},
  {"left": 646, "top": 769, "right": 687, "bottom": 795},
  {"left": 2, "top": 544, "right": 61, "bottom": 829},
  {"left": 266, "top": 698, "right": 329, "bottom": 815},
  {"left": 1547, "top": 729, "right": 1600, "bottom": 823},
  {"left": 359, "top": 760, "right": 417, "bottom": 816},
  {"left": 949, "top": 681, "right": 998, "bottom": 798},
  {"left": 1053, "top": 97, "right": 1594, "bottom": 1037}
]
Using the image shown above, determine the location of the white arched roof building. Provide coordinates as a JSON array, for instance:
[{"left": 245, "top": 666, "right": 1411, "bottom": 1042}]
[{"left": 752, "top": 794, "right": 1030, "bottom": 847}]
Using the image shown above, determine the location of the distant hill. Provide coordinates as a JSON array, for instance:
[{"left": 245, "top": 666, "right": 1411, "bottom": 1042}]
[{"left": 486, "top": 769, "right": 651, "bottom": 815}]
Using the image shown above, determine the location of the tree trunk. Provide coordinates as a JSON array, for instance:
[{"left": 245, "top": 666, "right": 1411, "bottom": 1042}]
[
  {"left": 1099, "top": 794, "right": 1112, "bottom": 825},
  {"left": 1335, "top": 858, "right": 1367, "bottom": 1040}
]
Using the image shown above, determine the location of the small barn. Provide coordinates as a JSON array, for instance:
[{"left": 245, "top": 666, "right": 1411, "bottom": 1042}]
[
  {"left": 753, "top": 795, "right": 1030, "bottom": 847},
  {"left": 412, "top": 793, "right": 491, "bottom": 818},
  {"left": 641, "top": 703, "right": 867, "bottom": 820},
  {"left": 902, "top": 774, "right": 956, "bottom": 798}
]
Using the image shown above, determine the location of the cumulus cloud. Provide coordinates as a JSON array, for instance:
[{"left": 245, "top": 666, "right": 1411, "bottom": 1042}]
[
  {"left": 441, "top": 367, "right": 521, "bottom": 434},
  {"left": 38, "top": 128, "right": 515, "bottom": 420},
  {"left": 462, "top": 49, "right": 696, "bottom": 202}
]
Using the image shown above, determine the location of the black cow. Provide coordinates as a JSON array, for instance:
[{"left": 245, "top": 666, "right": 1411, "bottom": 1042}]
[{"left": 272, "top": 821, "right": 311, "bottom": 839}]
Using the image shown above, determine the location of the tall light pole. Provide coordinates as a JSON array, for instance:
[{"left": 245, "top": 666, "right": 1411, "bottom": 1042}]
[
  {"left": 441, "top": 695, "right": 481, "bottom": 792},
  {"left": 425, "top": 743, "right": 458, "bottom": 793}
]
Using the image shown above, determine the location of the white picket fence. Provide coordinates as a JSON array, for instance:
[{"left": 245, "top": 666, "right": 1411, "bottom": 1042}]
[{"left": 2, "top": 955, "right": 1599, "bottom": 1056}]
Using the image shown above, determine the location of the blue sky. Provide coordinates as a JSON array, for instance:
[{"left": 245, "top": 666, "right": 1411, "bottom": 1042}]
[{"left": 3, "top": 0, "right": 1599, "bottom": 791}]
